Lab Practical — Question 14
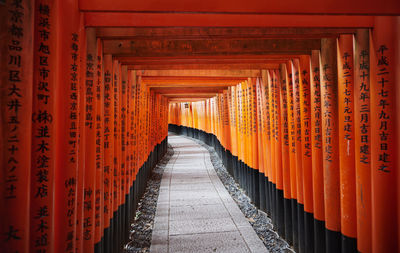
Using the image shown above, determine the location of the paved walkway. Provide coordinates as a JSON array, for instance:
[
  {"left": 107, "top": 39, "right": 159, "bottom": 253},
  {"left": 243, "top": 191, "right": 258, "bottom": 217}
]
[{"left": 150, "top": 133, "right": 267, "bottom": 253}]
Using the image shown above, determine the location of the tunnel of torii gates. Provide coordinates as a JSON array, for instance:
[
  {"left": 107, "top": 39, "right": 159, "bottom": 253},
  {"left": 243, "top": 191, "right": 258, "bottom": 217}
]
[{"left": 0, "top": 0, "right": 400, "bottom": 253}]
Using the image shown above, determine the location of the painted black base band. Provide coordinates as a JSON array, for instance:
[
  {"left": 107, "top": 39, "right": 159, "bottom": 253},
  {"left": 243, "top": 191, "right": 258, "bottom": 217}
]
[
  {"left": 276, "top": 189, "right": 285, "bottom": 236},
  {"left": 259, "top": 172, "right": 266, "bottom": 211},
  {"left": 304, "top": 211, "right": 314, "bottom": 253},
  {"left": 283, "top": 197, "right": 293, "bottom": 244},
  {"left": 298, "top": 203, "right": 306, "bottom": 253},
  {"left": 314, "top": 218, "right": 326, "bottom": 253},
  {"left": 341, "top": 234, "right": 357, "bottom": 253},
  {"left": 326, "top": 228, "right": 341, "bottom": 253},
  {"left": 291, "top": 199, "right": 299, "bottom": 251}
]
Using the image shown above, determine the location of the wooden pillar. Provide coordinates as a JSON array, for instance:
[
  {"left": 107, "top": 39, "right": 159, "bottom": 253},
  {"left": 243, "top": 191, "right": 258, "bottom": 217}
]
[
  {"left": 337, "top": 34, "right": 357, "bottom": 252},
  {"left": 299, "top": 55, "right": 314, "bottom": 253},
  {"left": 292, "top": 59, "right": 305, "bottom": 253},
  {"left": 102, "top": 54, "right": 114, "bottom": 253},
  {"left": 279, "top": 63, "right": 293, "bottom": 243},
  {"left": 256, "top": 79, "right": 266, "bottom": 211},
  {"left": 94, "top": 38, "right": 104, "bottom": 252},
  {"left": 320, "top": 38, "right": 341, "bottom": 253},
  {"left": 83, "top": 27, "right": 97, "bottom": 253},
  {"left": 310, "top": 50, "right": 326, "bottom": 253},
  {"left": 30, "top": 0, "right": 57, "bottom": 252},
  {"left": 353, "top": 28, "right": 372, "bottom": 253},
  {"left": 0, "top": 0, "right": 33, "bottom": 252},
  {"left": 370, "top": 16, "right": 398, "bottom": 253},
  {"left": 75, "top": 18, "right": 86, "bottom": 253},
  {"left": 285, "top": 61, "right": 298, "bottom": 250}
]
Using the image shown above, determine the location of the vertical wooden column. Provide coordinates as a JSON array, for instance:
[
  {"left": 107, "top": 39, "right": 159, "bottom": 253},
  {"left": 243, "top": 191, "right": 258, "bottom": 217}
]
[
  {"left": 30, "top": 1, "right": 57, "bottom": 252},
  {"left": 285, "top": 62, "right": 298, "bottom": 249},
  {"left": 337, "top": 34, "right": 357, "bottom": 252},
  {"left": 299, "top": 55, "right": 314, "bottom": 253},
  {"left": 250, "top": 79, "right": 260, "bottom": 208},
  {"left": 94, "top": 38, "right": 104, "bottom": 252},
  {"left": 262, "top": 70, "right": 272, "bottom": 217},
  {"left": 268, "top": 71, "right": 277, "bottom": 226},
  {"left": 320, "top": 38, "right": 341, "bottom": 253},
  {"left": 279, "top": 63, "right": 293, "bottom": 243},
  {"left": 353, "top": 28, "right": 372, "bottom": 253},
  {"left": 352, "top": 28, "right": 373, "bottom": 253},
  {"left": 273, "top": 70, "right": 285, "bottom": 236},
  {"left": 370, "top": 16, "right": 398, "bottom": 253},
  {"left": 310, "top": 50, "right": 325, "bottom": 253},
  {"left": 120, "top": 65, "right": 128, "bottom": 248},
  {"left": 0, "top": 0, "right": 33, "bottom": 252},
  {"left": 83, "top": 27, "right": 97, "bottom": 253},
  {"left": 102, "top": 54, "right": 114, "bottom": 253},
  {"left": 292, "top": 59, "right": 305, "bottom": 253},
  {"left": 52, "top": 1, "right": 81, "bottom": 253},
  {"left": 75, "top": 19, "right": 86, "bottom": 253},
  {"left": 256, "top": 79, "right": 266, "bottom": 211}
]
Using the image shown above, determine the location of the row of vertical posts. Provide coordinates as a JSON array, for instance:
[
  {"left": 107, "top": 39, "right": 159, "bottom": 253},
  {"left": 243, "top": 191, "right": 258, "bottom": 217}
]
[
  {"left": 0, "top": 0, "right": 169, "bottom": 252},
  {"left": 168, "top": 21, "right": 399, "bottom": 253}
]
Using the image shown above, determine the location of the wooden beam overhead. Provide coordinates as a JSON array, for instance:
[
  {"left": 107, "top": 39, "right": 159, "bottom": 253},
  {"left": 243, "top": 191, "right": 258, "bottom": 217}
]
[
  {"left": 142, "top": 76, "right": 245, "bottom": 86},
  {"left": 96, "top": 27, "right": 356, "bottom": 40},
  {"left": 140, "top": 70, "right": 261, "bottom": 78},
  {"left": 85, "top": 13, "right": 375, "bottom": 28},
  {"left": 168, "top": 98, "right": 209, "bottom": 102},
  {"left": 80, "top": 0, "right": 400, "bottom": 15},
  {"left": 145, "top": 83, "right": 234, "bottom": 88},
  {"left": 103, "top": 38, "right": 320, "bottom": 57},
  {"left": 127, "top": 63, "right": 281, "bottom": 70},
  {"left": 151, "top": 87, "right": 225, "bottom": 94},
  {"left": 163, "top": 94, "right": 217, "bottom": 98},
  {"left": 162, "top": 93, "right": 219, "bottom": 97}
]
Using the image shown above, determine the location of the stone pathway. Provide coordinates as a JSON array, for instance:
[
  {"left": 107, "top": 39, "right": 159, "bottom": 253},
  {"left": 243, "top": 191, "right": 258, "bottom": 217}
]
[{"left": 150, "top": 133, "right": 268, "bottom": 253}]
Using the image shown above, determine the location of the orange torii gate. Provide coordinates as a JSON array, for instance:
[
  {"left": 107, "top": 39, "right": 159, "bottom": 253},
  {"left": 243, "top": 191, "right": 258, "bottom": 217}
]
[{"left": 0, "top": 0, "right": 399, "bottom": 252}]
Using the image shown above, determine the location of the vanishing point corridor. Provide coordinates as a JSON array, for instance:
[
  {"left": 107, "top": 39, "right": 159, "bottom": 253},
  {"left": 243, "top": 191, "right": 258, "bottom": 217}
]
[{"left": 150, "top": 133, "right": 266, "bottom": 253}]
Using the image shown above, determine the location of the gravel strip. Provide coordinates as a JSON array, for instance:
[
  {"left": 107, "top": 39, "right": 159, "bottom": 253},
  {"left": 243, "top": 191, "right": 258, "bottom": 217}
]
[
  {"left": 124, "top": 144, "right": 174, "bottom": 253},
  {"left": 190, "top": 137, "right": 295, "bottom": 253}
]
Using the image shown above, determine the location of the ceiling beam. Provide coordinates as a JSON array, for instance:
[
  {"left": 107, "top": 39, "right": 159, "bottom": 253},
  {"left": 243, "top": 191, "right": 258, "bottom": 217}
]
[
  {"left": 140, "top": 70, "right": 261, "bottom": 77},
  {"left": 151, "top": 87, "right": 225, "bottom": 93},
  {"left": 163, "top": 94, "right": 217, "bottom": 98},
  {"left": 103, "top": 38, "right": 320, "bottom": 57},
  {"left": 80, "top": 0, "right": 400, "bottom": 15},
  {"left": 168, "top": 98, "right": 209, "bottom": 102},
  {"left": 96, "top": 27, "right": 356, "bottom": 40},
  {"left": 142, "top": 76, "right": 245, "bottom": 86},
  {"left": 85, "top": 13, "right": 374, "bottom": 28},
  {"left": 127, "top": 63, "right": 281, "bottom": 70}
]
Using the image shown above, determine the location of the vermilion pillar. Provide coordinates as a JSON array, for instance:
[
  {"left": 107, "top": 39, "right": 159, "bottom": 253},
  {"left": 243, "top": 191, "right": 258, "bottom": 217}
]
[
  {"left": 75, "top": 17, "right": 86, "bottom": 253},
  {"left": 353, "top": 28, "right": 372, "bottom": 253},
  {"left": 299, "top": 55, "right": 314, "bottom": 253},
  {"left": 337, "top": 34, "right": 357, "bottom": 252},
  {"left": 320, "top": 38, "right": 341, "bottom": 253},
  {"left": 94, "top": 38, "right": 104, "bottom": 251},
  {"left": 0, "top": 1, "right": 33, "bottom": 252},
  {"left": 310, "top": 50, "right": 325, "bottom": 253},
  {"left": 292, "top": 59, "right": 305, "bottom": 253},
  {"left": 102, "top": 54, "right": 114, "bottom": 253},
  {"left": 83, "top": 27, "right": 97, "bottom": 253},
  {"left": 31, "top": 0, "right": 56, "bottom": 252},
  {"left": 285, "top": 61, "right": 298, "bottom": 250},
  {"left": 370, "top": 16, "right": 398, "bottom": 253},
  {"left": 54, "top": 1, "right": 82, "bottom": 252},
  {"left": 279, "top": 63, "right": 293, "bottom": 243}
]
